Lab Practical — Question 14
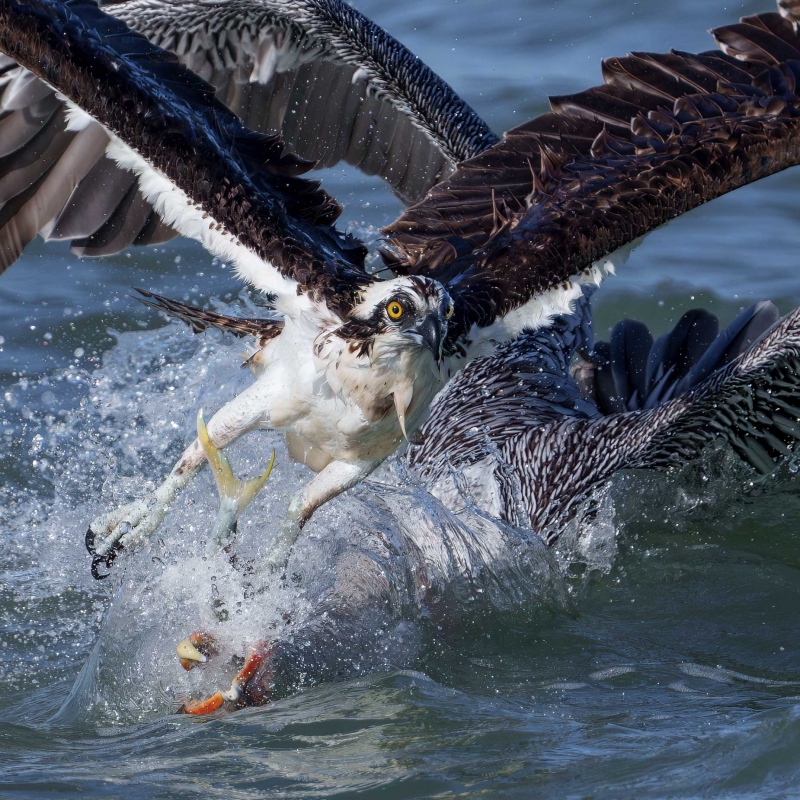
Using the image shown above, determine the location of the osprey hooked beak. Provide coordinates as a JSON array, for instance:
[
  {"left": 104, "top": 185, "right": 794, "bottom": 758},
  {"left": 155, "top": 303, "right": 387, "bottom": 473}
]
[{"left": 403, "top": 312, "right": 445, "bottom": 365}]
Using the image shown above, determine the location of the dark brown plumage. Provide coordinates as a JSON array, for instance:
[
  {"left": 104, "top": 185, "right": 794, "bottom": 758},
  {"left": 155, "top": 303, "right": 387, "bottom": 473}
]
[
  {"left": 412, "top": 297, "right": 800, "bottom": 543},
  {"left": 133, "top": 289, "right": 284, "bottom": 346},
  {"left": 499, "top": 311, "right": 800, "bottom": 539},
  {"left": 0, "top": 0, "right": 495, "bottom": 296},
  {"left": 385, "top": 13, "right": 800, "bottom": 346},
  {"left": 0, "top": 0, "right": 368, "bottom": 315}
]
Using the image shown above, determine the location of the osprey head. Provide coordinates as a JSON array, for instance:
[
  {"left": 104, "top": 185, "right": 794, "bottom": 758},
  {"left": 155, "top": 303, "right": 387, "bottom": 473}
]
[{"left": 348, "top": 276, "right": 453, "bottom": 364}]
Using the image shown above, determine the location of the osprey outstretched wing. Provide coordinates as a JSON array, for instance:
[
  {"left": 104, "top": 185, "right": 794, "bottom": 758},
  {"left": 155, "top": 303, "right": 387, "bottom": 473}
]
[
  {"left": 1, "top": 0, "right": 800, "bottom": 577},
  {"left": 0, "top": 0, "right": 369, "bottom": 314},
  {"left": 386, "top": 9, "right": 800, "bottom": 352},
  {"left": 0, "top": 0, "right": 496, "bottom": 272}
]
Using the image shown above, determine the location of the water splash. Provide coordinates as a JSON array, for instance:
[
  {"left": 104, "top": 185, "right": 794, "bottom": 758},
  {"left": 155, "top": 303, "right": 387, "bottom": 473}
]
[
  {"left": 1, "top": 304, "right": 592, "bottom": 725},
  {"left": 7, "top": 296, "right": 787, "bottom": 726}
]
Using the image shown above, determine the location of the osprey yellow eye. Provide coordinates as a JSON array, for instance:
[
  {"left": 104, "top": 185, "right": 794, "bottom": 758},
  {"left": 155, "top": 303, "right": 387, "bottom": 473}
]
[
  {"left": 387, "top": 301, "right": 404, "bottom": 320},
  {"left": 445, "top": 301, "right": 455, "bottom": 320}
]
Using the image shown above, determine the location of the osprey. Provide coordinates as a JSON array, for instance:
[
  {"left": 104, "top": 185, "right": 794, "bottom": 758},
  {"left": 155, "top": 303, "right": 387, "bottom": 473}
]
[{"left": 1, "top": 0, "right": 800, "bottom": 578}]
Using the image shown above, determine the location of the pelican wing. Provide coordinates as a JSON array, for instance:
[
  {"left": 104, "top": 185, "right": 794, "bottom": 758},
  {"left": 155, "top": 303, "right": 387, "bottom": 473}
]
[
  {"left": 413, "top": 295, "right": 800, "bottom": 541},
  {"left": 0, "top": 0, "right": 495, "bottom": 279},
  {"left": 0, "top": 0, "right": 372, "bottom": 313},
  {"left": 385, "top": 11, "right": 800, "bottom": 351},
  {"left": 117, "top": 0, "right": 496, "bottom": 201}
]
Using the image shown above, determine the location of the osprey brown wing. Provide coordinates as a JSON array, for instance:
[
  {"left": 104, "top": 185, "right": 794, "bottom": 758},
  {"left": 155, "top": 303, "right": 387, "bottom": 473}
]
[
  {"left": 0, "top": 0, "right": 369, "bottom": 312},
  {"left": 0, "top": 0, "right": 495, "bottom": 279},
  {"left": 385, "top": 11, "right": 800, "bottom": 345},
  {"left": 133, "top": 288, "right": 284, "bottom": 345}
]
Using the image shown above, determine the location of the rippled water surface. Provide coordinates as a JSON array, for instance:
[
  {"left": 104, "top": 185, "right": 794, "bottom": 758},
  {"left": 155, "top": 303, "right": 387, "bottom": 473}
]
[{"left": 3, "top": 0, "right": 800, "bottom": 797}]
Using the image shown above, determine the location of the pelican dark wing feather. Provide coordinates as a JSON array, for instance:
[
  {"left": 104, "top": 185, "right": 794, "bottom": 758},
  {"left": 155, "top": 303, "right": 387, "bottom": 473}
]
[
  {"left": 500, "top": 309, "right": 800, "bottom": 539},
  {"left": 414, "top": 298, "right": 800, "bottom": 542},
  {"left": 386, "top": 13, "right": 800, "bottom": 349}
]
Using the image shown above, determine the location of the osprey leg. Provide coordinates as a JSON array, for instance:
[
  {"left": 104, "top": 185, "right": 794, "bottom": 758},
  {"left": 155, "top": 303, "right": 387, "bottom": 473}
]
[
  {"left": 292, "top": 458, "right": 382, "bottom": 527},
  {"left": 86, "top": 379, "right": 274, "bottom": 576},
  {"left": 197, "top": 409, "right": 274, "bottom": 549},
  {"left": 260, "top": 458, "right": 381, "bottom": 575}
]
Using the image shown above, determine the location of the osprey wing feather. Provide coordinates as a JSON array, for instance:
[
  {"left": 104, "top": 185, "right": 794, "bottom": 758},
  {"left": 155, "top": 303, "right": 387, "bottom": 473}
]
[
  {"left": 0, "top": 0, "right": 368, "bottom": 316},
  {"left": 385, "top": 11, "right": 800, "bottom": 354},
  {"left": 0, "top": 0, "right": 496, "bottom": 277}
]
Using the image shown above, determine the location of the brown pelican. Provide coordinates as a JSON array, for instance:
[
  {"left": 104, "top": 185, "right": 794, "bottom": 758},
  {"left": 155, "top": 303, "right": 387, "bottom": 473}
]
[
  {"left": 0, "top": 0, "right": 799, "bottom": 590},
  {"left": 172, "top": 290, "right": 800, "bottom": 713}
]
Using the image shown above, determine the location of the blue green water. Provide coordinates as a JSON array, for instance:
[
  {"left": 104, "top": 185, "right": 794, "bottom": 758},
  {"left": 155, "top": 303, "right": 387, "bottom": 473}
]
[{"left": 2, "top": 0, "right": 800, "bottom": 797}]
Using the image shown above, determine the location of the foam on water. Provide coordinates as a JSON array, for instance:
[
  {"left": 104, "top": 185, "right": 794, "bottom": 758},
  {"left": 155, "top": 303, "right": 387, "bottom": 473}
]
[{"left": 2, "top": 302, "right": 609, "bottom": 725}]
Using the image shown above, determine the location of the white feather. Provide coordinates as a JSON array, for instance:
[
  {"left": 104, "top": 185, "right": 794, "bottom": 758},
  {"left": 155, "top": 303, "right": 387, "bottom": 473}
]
[
  {"left": 62, "top": 99, "right": 94, "bottom": 132},
  {"left": 458, "top": 240, "right": 638, "bottom": 361},
  {"left": 103, "top": 137, "right": 311, "bottom": 318}
]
